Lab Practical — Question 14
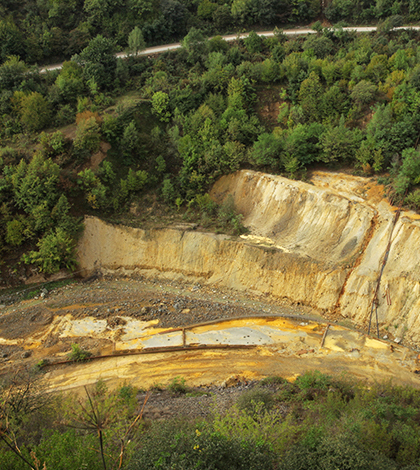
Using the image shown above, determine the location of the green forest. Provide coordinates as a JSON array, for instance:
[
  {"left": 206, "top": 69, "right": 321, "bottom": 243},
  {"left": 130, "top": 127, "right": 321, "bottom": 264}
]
[
  {"left": 1, "top": 4, "right": 420, "bottom": 281},
  {"left": 2, "top": 0, "right": 420, "bottom": 66},
  {"left": 3, "top": 370, "right": 420, "bottom": 469}
]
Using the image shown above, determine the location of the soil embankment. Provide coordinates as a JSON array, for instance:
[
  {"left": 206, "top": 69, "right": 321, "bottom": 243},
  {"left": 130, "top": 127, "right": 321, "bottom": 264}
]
[{"left": 78, "top": 170, "right": 420, "bottom": 346}]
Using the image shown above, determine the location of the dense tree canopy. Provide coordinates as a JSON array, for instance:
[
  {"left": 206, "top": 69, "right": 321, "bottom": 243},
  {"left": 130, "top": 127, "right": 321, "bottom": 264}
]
[
  {"left": 2, "top": 17, "right": 420, "bottom": 277},
  {"left": 1, "top": 0, "right": 420, "bottom": 66}
]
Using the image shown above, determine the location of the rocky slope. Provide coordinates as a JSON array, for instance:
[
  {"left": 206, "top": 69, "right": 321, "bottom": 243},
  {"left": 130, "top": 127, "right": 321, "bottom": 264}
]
[{"left": 77, "top": 170, "right": 420, "bottom": 346}]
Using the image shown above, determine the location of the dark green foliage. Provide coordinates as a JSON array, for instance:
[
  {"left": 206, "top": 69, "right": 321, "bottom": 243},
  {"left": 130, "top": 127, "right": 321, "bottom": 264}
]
[
  {"left": 251, "top": 133, "right": 283, "bottom": 167},
  {"left": 279, "top": 435, "right": 398, "bottom": 470},
  {"left": 182, "top": 27, "right": 208, "bottom": 64},
  {"left": 128, "top": 419, "right": 275, "bottom": 470},
  {"left": 236, "top": 387, "right": 274, "bottom": 415},
  {"left": 0, "top": 19, "right": 24, "bottom": 63},
  {"left": 73, "top": 35, "right": 117, "bottom": 90},
  {"left": 67, "top": 343, "right": 92, "bottom": 362},
  {"left": 394, "top": 147, "right": 420, "bottom": 194},
  {"left": 55, "top": 61, "right": 85, "bottom": 102},
  {"left": 244, "top": 31, "right": 263, "bottom": 54},
  {"left": 22, "top": 228, "right": 77, "bottom": 274},
  {"left": 351, "top": 79, "right": 378, "bottom": 105},
  {"left": 283, "top": 122, "right": 325, "bottom": 166},
  {"left": 0, "top": 56, "right": 27, "bottom": 91},
  {"left": 7, "top": 153, "right": 59, "bottom": 212},
  {"left": 320, "top": 116, "right": 363, "bottom": 163},
  {"left": 15, "top": 92, "right": 52, "bottom": 132},
  {"left": 302, "top": 35, "right": 335, "bottom": 59}
]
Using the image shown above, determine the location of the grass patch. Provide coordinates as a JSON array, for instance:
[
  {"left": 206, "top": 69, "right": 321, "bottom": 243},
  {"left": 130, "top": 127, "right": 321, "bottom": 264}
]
[
  {"left": 0, "top": 278, "right": 77, "bottom": 304},
  {"left": 167, "top": 376, "right": 190, "bottom": 395}
]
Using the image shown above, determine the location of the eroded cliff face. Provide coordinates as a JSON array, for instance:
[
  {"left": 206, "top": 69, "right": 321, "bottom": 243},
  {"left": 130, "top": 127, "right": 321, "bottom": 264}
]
[{"left": 77, "top": 170, "right": 420, "bottom": 345}]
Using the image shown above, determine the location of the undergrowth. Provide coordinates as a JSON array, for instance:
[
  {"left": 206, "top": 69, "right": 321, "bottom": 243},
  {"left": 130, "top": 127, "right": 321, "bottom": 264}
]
[{"left": 2, "top": 371, "right": 420, "bottom": 469}]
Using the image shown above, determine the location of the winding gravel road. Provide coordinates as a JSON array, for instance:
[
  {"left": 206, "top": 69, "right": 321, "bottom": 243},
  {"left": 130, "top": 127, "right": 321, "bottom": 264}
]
[{"left": 40, "top": 25, "right": 420, "bottom": 73}]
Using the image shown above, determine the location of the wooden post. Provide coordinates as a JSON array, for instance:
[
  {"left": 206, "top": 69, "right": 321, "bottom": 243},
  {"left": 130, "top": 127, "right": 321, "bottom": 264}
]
[{"left": 321, "top": 324, "right": 330, "bottom": 348}]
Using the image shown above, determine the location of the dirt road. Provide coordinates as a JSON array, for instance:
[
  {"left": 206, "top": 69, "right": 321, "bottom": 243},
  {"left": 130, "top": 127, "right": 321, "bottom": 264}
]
[{"left": 40, "top": 25, "right": 420, "bottom": 72}]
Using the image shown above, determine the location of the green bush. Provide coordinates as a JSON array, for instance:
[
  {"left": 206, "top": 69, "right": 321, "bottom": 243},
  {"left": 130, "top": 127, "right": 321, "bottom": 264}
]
[
  {"left": 128, "top": 419, "right": 275, "bottom": 470},
  {"left": 236, "top": 387, "right": 274, "bottom": 415},
  {"left": 259, "top": 376, "right": 287, "bottom": 386},
  {"left": 22, "top": 228, "right": 77, "bottom": 274},
  {"left": 295, "top": 370, "right": 332, "bottom": 391},
  {"left": 67, "top": 343, "right": 92, "bottom": 362},
  {"left": 279, "top": 435, "right": 397, "bottom": 470},
  {"left": 5, "top": 219, "right": 25, "bottom": 246},
  {"left": 167, "top": 376, "right": 190, "bottom": 395}
]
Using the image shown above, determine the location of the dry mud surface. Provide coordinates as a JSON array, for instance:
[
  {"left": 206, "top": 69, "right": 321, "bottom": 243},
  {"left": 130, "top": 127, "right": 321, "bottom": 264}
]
[{"left": 1, "top": 276, "right": 420, "bottom": 395}]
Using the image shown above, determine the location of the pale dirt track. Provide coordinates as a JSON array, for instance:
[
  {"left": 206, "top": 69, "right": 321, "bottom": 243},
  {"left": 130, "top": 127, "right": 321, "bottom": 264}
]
[{"left": 40, "top": 25, "right": 420, "bottom": 72}]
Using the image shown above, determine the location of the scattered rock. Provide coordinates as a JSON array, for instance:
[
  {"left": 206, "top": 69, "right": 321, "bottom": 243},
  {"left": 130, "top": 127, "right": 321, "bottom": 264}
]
[
  {"left": 22, "top": 351, "right": 31, "bottom": 358},
  {"left": 383, "top": 335, "right": 388, "bottom": 340},
  {"left": 182, "top": 309, "right": 191, "bottom": 314},
  {"left": 296, "top": 349, "right": 314, "bottom": 355},
  {"left": 394, "top": 338, "right": 402, "bottom": 344},
  {"left": 221, "top": 375, "right": 242, "bottom": 388},
  {"left": 107, "top": 317, "right": 127, "bottom": 328}
]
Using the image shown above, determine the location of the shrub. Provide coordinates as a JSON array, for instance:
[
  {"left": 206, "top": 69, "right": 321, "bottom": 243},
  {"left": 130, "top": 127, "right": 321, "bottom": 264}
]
[
  {"left": 5, "top": 219, "right": 25, "bottom": 246},
  {"left": 128, "top": 419, "right": 275, "bottom": 470},
  {"left": 167, "top": 376, "right": 189, "bottom": 394},
  {"left": 14, "top": 91, "right": 52, "bottom": 132},
  {"left": 260, "top": 376, "right": 287, "bottom": 386},
  {"left": 67, "top": 343, "right": 92, "bottom": 362},
  {"left": 161, "top": 177, "right": 177, "bottom": 203},
  {"left": 73, "top": 115, "right": 101, "bottom": 158},
  {"left": 236, "top": 387, "right": 274, "bottom": 415},
  {"left": 22, "top": 228, "right": 77, "bottom": 274},
  {"left": 295, "top": 370, "right": 332, "bottom": 391},
  {"left": 279, "top": 434, "right": 397, "bottom": 470},
  {"left": 216, "top": 195, "right": 247, "bottom": 235}
]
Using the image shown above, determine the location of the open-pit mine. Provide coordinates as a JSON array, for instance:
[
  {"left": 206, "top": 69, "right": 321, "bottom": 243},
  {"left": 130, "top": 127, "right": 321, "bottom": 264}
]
[{"left": 1, "top": 169, "right": 420, "bottom": 391}]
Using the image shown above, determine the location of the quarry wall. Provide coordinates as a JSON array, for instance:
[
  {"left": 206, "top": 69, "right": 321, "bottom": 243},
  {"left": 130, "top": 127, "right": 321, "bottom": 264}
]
[{"left": 77, "top": 170, "right": 420, "bottom": 345}]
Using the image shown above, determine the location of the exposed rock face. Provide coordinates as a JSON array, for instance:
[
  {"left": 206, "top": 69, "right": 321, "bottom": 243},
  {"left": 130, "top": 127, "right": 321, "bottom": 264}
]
[
  {"left": 77, "top": 170, "right": 420, "bottom": 345},
  {"left": 78, "top": 219, "right": 346, "bottom": 310}
]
